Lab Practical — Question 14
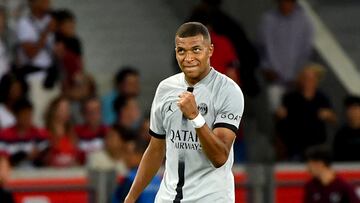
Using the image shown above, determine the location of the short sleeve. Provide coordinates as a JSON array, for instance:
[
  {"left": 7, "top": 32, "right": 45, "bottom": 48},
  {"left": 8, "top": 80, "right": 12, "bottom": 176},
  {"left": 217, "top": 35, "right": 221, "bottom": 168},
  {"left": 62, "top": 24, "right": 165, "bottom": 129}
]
[
  {"left": 16, "top": 18, "right": 37, "bottom": 42},
  {"left": 149, "top": 84, "right": 166, "bottom": 139},
  {"left": 213, "top": 82, "right": 244, "bottom": 134}
]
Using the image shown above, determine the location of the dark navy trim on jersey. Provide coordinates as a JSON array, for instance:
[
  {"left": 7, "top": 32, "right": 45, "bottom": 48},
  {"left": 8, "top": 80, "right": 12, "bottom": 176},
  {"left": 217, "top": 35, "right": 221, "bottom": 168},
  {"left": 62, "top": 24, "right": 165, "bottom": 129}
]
[
  {"left": 213, "top": 123, "right": 238, "bottom": 134},
  {"left": 173, "top": 161, "right": 185, "bottom": 203},
  {"left": 149, "top": 129, "right": 166, "bottom": 139}
]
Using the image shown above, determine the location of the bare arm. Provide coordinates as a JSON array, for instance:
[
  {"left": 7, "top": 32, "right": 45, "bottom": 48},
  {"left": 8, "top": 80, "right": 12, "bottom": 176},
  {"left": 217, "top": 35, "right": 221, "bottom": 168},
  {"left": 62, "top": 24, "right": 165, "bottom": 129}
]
[
  {"left": 21, "top": 19, "right": 56, "bottom": 59},
  {"left": 196, "top": 125, "right": 236, "bottom": 168},
  {"left": 124, "top": 137, "right": 166, "bottom": 203},
  {"left": 178, "top": 92, "right": 236, "bottom": 168}
]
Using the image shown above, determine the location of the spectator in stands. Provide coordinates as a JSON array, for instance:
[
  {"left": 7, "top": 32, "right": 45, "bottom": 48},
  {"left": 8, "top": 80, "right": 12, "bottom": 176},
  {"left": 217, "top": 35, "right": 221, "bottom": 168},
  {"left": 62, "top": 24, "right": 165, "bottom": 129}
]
[
  {"left": 275, "top": 64, "right": 336, "bottom": 161},
  {"left": 102, "top": 67, "right": 140, "bottom": 125},
  {"left": 0, "top": 7, "right": 10, "bottom": 80},
  {"left": 333, "top": 95, "right": 360, "bottom": 162},
  {"left": 66, "top": 72, "right": 97, "bottom": 124},
  {"left": 15, "top": 0, "right": 60, "bottom": 127},
  {"left": 53, "top": 9, "right": 83, "bottom": 92},
  {"left": 258, "top": 0, "right": 314, "bottom": 111},
  {"left": 304, "top": 146, "right": 360, "bottom": 203},
  {"left": 87, "top": 125, "right": 129, "bottom": 175},
  {"left": 0, "top": 98, "right": 48, "bottom": 167},
  {"left": 42, "top": 96, "right": 84, "bottom": 167},
  {"left": 0, "top": 155, "right": 14, "bottom": 203},
  {"left": 188, "top": 0, "right": 260, "bottom": 96},
  {"left": 114, "top": 95, "right": 142, "bottom": 134},
  {"left": 75, "top": 97, "right": 108, "bottom": 154},
  {"left": 112, "top": 138, "right": 160, "bottom": 203},
  {"left": 0, "top": 73, "right": 28, "bottom": 129}
]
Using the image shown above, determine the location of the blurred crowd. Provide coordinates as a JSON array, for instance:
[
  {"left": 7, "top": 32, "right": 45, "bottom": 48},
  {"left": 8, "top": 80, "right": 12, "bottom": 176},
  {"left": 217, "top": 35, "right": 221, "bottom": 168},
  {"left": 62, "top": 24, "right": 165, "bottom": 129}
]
[
  {"left": 0, "top": 0, "right": 357, "bottom": 202},
  {"left": 0, "top": 0, "right": 357, "bottom": 175},
  {"left": 0, "top": 0, "right": 149, "bottom": 172}
]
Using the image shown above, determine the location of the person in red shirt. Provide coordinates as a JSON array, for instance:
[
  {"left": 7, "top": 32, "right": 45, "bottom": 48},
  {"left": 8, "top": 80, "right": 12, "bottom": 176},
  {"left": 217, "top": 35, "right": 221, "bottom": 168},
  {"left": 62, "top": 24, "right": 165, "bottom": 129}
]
[
  {"left": 208, "top": 28, "right": 240, "bottom": 84},
  {"left": 304, "top": 146, "right": 360, "bottom": 203},
  {"left": 0, "top": 99, "right": 48, "bottom": 167},
  {"left": 43, "top": 96, "right": 84, "bottom": 167},
  {"left": 74, "top": 97, "right": 108, "bottom": 154}
]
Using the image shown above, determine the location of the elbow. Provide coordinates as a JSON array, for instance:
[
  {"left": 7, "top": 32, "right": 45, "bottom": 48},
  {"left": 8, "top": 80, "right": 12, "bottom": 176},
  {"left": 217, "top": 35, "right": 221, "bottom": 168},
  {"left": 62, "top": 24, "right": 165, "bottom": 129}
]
[{"left": 212, "top": 156, "right": 228, "bottom": 168}]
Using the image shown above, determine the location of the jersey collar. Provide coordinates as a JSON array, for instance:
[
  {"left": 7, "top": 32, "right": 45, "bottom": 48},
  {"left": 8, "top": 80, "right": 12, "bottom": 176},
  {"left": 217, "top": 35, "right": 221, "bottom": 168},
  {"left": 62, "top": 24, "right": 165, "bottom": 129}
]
[{"left": 183, "top": 67, "right": 216, "bottom": 88}]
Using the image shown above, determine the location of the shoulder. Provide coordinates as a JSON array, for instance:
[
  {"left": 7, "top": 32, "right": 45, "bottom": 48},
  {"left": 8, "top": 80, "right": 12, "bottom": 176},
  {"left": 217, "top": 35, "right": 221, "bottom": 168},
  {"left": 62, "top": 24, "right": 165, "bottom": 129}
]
[
  {"left": 159, "top": 72, "right": 182, "bottom": 86},
  {"left": 213, "top": 70, "right": 243, "bottom": 96},
  {"left": 156, "top": 72, "right": 183, "bottom": 93}
]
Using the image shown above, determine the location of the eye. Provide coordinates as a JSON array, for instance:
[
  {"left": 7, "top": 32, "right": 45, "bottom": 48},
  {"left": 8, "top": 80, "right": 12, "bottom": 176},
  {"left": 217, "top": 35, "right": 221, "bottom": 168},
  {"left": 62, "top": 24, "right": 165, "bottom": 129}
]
[
  {"left": 193, "top": 48, "right": 201, "bottom": 53},
  {"left": 177, "top": 49, "right": 185, "bottom": 55}
]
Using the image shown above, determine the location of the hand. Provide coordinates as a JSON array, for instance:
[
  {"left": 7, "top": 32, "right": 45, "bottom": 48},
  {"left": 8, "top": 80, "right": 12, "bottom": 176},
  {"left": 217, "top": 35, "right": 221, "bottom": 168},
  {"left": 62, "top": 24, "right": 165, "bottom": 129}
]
[
  {"left": 318, "top": 108, "right": 336, "bottom": 123},
  {"left": 177, "top": 91, "right": 198, "bottom": 119}
]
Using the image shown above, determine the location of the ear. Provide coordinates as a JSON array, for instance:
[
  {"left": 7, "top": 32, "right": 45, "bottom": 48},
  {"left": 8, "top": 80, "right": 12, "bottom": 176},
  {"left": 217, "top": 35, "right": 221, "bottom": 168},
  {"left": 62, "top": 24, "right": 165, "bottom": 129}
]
[{"left": 208, "top": 44, "right": 214, "bottom": 57}]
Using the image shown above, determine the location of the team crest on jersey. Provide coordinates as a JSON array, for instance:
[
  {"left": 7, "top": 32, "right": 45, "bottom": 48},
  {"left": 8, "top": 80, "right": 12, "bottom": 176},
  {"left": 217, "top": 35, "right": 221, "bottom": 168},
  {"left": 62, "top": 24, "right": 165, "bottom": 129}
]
[{"left": 198, "top": 103, "right": 208, "bottom": 116}]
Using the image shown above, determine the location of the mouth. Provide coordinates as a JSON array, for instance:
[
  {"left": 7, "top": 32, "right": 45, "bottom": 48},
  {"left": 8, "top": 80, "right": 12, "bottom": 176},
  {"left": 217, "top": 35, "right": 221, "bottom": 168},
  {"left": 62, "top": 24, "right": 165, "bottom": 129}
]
[{"left": 183, "top": 65, "right": 198, "bottom": 69}]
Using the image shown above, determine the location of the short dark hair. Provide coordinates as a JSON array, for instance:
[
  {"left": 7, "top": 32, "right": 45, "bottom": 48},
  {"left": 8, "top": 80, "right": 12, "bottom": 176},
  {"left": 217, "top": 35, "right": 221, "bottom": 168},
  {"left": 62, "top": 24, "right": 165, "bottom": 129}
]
[
  {"left": 344, "top": 95, "right": 360, "bottom": 108},
  {"left": 112, "top": 124, "right": 136, "bottom": 142},
  {"left": 175, "top": 22, "right": 211, "bottom": 42},
  {"left": 114, "top": 66, "right": 139, "bottom": 86},
  {"left": 53, "top": 9, "right": 75, "bottom": 23},
  {"left": 305, "top": 146, "right": 332, "bottom": 167}
]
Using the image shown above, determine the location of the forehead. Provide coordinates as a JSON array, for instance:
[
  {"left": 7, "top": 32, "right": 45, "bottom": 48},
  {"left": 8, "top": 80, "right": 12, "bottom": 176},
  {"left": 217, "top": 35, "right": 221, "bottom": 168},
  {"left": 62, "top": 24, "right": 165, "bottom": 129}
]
[{"left": 175, "top": 35, "right": 208, "bottom": 47}]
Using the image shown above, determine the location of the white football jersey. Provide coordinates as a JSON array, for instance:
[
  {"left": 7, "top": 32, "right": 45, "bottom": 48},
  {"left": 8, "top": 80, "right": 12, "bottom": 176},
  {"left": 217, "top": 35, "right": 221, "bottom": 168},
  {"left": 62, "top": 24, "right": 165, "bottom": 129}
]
[{"left": 149, "top": 68, "right": 244, "bottom": 203}]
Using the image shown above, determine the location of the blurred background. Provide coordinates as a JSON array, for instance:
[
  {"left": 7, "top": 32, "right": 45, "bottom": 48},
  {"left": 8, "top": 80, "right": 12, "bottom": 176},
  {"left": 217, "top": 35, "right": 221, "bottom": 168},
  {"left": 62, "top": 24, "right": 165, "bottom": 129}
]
[{"left": 0, "top": 0, "right": 359, "bottom": 202}]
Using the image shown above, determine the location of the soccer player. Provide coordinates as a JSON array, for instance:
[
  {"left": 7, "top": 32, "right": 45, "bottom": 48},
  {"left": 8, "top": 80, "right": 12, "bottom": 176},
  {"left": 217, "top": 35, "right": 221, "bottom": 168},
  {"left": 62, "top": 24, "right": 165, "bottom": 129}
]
[{"left": 124, "top": 22, "right": 244, "bottom": 203}]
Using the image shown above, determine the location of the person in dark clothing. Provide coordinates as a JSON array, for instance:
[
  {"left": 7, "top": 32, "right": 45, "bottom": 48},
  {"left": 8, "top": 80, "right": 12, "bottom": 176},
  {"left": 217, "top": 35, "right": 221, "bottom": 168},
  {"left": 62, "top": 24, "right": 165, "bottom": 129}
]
[
  {"left": 276, "top": 64, "right": 336, "bottom": 161},
  {"left": 0, "top": 155, "right": 14, "bottom": 203},
  {"left": 304, "top": 146, "right": 360, "bottom": 203},
  {"left": 52, "top": 9, "right": 83, "bottom": 91},
  {"left": 333, "top": 96, "right": 360, "bottom": 161}
]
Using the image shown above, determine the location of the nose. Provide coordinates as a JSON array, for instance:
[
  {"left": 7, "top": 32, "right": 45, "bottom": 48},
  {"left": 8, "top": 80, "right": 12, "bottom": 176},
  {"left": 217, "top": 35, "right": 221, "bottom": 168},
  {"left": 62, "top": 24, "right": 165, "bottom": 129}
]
[{"left": 184, "top": 52, "right": 194, "bottom": 62}]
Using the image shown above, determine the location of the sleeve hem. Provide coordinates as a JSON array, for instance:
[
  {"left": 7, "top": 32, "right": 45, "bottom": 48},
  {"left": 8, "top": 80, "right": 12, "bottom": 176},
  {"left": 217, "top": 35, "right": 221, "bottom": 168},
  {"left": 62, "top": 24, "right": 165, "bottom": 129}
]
[
  {"left": 149, "top": 129, "right": 166, "bottom": 139},
  {"left": 213, "top": 123, "right": 238, "bottom": 134}
]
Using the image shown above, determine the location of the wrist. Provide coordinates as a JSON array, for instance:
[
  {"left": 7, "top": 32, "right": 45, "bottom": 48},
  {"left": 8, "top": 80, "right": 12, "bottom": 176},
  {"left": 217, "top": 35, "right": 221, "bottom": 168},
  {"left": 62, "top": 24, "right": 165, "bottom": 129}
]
[{"left": 189, "top": 113, "right": 205, "bottom": 128}]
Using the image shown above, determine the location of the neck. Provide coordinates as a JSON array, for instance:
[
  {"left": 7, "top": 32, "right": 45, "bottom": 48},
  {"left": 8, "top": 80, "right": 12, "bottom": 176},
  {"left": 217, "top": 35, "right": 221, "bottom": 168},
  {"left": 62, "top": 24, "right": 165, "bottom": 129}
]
[
  {"left": 319, "top": 168, "right": 335, "bottom": 186},
  {"left": 32, "top": 9, "right": 46, "bottom": 19},
  {"left": 185, "top": 66, "right": 211, "bottom": 86}
]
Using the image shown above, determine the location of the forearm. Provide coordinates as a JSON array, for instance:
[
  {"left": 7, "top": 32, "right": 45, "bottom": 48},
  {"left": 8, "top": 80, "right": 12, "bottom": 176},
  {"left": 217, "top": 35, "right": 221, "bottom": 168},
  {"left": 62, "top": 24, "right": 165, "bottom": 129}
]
[
  {"left": 196, "top": 125, "right": 229, "bottom": 168},
  {"left": 22, "top": 30, "right": 50, "bottom": 59},
  {"left": 126, "top": 139, "right": 165, "bottom": 201}
]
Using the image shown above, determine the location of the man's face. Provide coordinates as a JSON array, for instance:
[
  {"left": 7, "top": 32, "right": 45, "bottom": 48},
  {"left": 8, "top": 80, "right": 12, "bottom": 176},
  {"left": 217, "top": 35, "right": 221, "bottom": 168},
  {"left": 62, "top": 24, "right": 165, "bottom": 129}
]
[
  {"left": 119, "top": 74, "right": 140, "bottom": 97},
  {"left": 346, "top": 105, "right": 360, "bottom": 126},
  {"left": 307, "top": 160, "right": 324, "bottom": 178},
  {"left": 84, "top": 100, "right": 101, "bottom": 126},
  {"left": 175, "top": 34, "right": 213, "bottom": 83}
]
